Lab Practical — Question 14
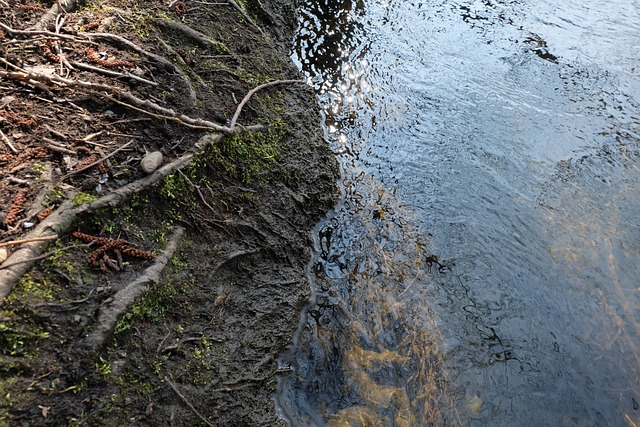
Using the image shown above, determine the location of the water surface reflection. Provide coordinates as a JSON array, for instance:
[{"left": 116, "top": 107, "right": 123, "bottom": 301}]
[{"left": 277, "top": 0, "right": 640, "bottom": 425}]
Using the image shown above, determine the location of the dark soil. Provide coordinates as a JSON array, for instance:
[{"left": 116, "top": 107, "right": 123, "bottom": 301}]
[{"left": 0, "top": 1, "right": 337, "bottom": 425}]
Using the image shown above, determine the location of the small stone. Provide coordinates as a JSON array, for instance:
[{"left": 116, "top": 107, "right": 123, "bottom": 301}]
[{"left": 140, "top": 151, "right": 163, "bottom": 174}]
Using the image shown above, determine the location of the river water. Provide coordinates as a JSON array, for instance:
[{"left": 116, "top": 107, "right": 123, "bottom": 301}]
[{"left": 276, "top": 1, "right": 640, "bottom": 425}]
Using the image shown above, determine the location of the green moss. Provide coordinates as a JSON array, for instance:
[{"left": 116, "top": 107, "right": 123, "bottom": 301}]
[
  {"left": 84, "top": 2, "right": 170, "bottom": 38},
  {"left": 205, "top": 120, "right": 287, "bottom": 184},
  {"left": 46, "top": 187, "right": 67, "bottom": 203},
  {"left": 9, "top": 274, "right": 55, "bottom": 302},
  {"left": 31, "top": 162, "right": 46, "bottom": 174},
  {"left": 159, "top": 173, "right": 188, "bottom": 201},
  {"left": 95, "top": 356, "right": 112, "bottom": 377},
  {"left": 44, "top": 240, "right": 76, "bottom": 277},
  {"left": 114, "top": 281, "right": 177, "bottom": 334},
  {"left": 0, "top": 319, "right": 50, "bottom": 357},
  {"left": 72, "top": 191, "right": 98, "bottom": 206}
]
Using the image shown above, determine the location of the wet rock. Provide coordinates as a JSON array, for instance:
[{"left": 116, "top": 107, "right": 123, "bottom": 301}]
[{"left": 141, "top": 151, "right": 163, "bottom": 174}]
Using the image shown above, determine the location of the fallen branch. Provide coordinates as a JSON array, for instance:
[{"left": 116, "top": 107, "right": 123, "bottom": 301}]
[
  {"left": 165, "top": 376, "right": 215, "bottom": 427},
  {"left": 83, "top": 226, "right": 184, "bottom": 349},
  {"left": 0, "top": 134, "right": 221, "bottom": 305},
  {"left": 0, "top": 129, "right": 18, "bottom": 153}
]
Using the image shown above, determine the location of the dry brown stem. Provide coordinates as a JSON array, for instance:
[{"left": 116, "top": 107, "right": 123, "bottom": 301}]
[
  {"left": 0, "top": 236, "right": 58, "bottom": 248},
  {"left": 0, "top": 22, "right": 75, "bottom": 41},
  {"left": 0, "top": 129, "right": 18, "bottom": 153}
]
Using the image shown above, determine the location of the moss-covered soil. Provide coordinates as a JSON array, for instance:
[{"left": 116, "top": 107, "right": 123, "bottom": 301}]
[{"left": 0, "top": 1, "right": 337, "bottom": 425}]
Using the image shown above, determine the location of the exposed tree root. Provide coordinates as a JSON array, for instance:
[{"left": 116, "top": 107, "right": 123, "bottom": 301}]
[
  {"left": 165, "top": 375, "right": 216, "bottom": 427},
  {"left": 153, "top": 35, "right": 199, "bottom": 104},
  {"left": 230, "top": 79, "right": 305, "bottom": 129},
  {"left": 69, "top": 61, "right": 159, "bottom": 86},
  {"left": 0, "top": 66, "right": 283, "bottom": 132},
  {"left": 83, "top": 226, "right": 184, "bottom": 350},
  {"left": 0, "top": 21, "right": 75, "bottom": 40},
  {"left": 0, "top": 41, "right": 305, "bottom": 303},
  {"left": 225, "top": 0, "right": 265, "bottom": 37},
  {"left": 205, "top": 249, "right": 259, "bottom": 285},
  {"left": 29, "top": 0, "right": 77, "bottom": 31},
  {"left": 153, "top": 18, "right": 228, "bottom": 52},
  {"left": 0, "top": 134, "right": 221, "bottom": 305},
  {"left": 82, "top": 32, "right": 196, "bottom": 105}
]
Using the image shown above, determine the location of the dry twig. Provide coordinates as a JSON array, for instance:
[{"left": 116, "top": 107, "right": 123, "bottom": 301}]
[
  {"left": 30, "top": 0, "right": 77, "bottom": 31},
  {"left": 0, "top": 22, "right": 75, "bottom": 41},
  {"left": 60, "top": 139, "right": 134, "bottom": 180},
  {"left": 0, "top": 129, "right": 17, "bottom": 153},
  {"left": 0, "top": 236, "right": 58, "bottom": 248}
]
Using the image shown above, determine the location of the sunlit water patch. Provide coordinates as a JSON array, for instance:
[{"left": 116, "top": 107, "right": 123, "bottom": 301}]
[{"left": 276, "top": 0, "right": 640, "bottom": 425}]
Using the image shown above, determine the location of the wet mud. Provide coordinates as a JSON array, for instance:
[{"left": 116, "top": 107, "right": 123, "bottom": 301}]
[{"left": 0, "top": 0, "right": 338, "bottom": 425}]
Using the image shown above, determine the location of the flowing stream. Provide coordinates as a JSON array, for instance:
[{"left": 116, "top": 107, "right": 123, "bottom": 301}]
[{"left": 276, "top": 1, "right": 640, "bottom": 425}]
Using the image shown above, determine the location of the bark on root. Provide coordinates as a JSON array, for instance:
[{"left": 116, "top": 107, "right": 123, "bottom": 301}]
[
  {"left": 0, "top": 134, "right": 221, "bottom": 305},
  {"left": 84, "top": 226, "right": 185, "bottom": 350}
]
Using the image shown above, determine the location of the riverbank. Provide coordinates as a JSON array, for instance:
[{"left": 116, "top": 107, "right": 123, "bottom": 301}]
[{"left": 0, "top": 1, "right": 338, "bottom": 425}]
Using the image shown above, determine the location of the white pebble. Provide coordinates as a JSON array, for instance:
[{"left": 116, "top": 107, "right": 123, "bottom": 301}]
[{"left": 140, "top": 151, "right": 163, "bottom": 174}]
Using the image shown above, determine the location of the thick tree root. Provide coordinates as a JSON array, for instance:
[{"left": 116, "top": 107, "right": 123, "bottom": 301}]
[
  {"left": 0, "top": 134, "right": 221, "bottom": 305},
  {"left": 84, "top": 226, "right": 184, "bottom": 350}
]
